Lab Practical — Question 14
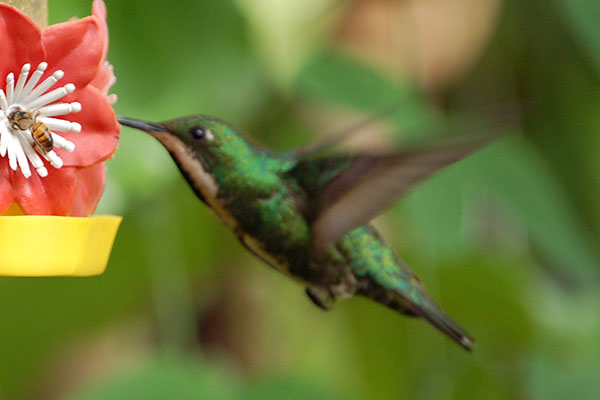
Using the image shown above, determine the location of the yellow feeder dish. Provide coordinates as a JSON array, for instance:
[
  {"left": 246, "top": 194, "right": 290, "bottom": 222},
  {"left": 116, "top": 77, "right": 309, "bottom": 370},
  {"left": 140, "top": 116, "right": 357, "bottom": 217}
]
[{"left": 0, "top": 215, "right": 121, "bottom": 276}]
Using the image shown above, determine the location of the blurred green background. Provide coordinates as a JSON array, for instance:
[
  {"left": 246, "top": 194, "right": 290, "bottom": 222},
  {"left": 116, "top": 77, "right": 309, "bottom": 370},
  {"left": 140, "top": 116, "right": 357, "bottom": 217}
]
[{"left": 2, "top": 0, "right": 600, "bottom": 398}]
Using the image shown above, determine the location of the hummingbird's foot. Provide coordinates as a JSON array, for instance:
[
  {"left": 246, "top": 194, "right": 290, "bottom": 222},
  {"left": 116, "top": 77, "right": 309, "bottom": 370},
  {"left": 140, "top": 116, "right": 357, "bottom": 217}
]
[{"left": 305, "top": 286, "right": 334, "bottom": 310}]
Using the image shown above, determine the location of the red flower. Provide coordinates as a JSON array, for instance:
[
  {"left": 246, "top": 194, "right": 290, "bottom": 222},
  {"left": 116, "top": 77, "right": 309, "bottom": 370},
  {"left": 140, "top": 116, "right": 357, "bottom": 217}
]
[{"left": 0, "top": 0, "right": 118, "bottom": 216}]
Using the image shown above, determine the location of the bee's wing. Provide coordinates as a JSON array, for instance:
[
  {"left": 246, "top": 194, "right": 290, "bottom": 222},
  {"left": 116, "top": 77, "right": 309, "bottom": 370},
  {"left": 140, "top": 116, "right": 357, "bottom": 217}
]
[{"left": 303, "top": 135, "right": 496, "bottom": 253}]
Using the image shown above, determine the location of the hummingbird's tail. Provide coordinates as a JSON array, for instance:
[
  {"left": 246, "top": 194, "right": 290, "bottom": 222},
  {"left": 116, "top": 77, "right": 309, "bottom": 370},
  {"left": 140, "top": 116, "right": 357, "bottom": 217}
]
[
  {"left": 358, "top": 276, "right": 474, "bottom": 351},
  {"left": 411, "top": 296, "right": 475, "bottom": 351}
]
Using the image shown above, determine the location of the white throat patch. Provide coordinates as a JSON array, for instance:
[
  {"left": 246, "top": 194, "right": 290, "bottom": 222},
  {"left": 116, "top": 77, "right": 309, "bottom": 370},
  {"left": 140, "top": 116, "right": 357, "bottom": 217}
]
[{"left": 153, "top": 131, "right": 239, "bottom": 229}]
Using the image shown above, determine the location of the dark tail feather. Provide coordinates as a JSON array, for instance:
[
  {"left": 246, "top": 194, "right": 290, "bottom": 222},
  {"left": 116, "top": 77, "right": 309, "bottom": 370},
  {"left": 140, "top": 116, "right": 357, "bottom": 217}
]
[
  {"left": 362, "top": 284, "right": 475, "bottom": 351},
  {"left": 414, "top": 301, "right": 475, "bottom": 351}
]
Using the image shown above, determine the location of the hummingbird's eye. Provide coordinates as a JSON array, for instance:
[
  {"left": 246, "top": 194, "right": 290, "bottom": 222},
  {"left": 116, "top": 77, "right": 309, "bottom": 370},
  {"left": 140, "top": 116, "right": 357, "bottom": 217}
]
[
  {"left": 189, "top": 127, "right": 206, "bottom": 140},
  {"left": 189, "top": 126, "right": 214, "bottom": 142}
]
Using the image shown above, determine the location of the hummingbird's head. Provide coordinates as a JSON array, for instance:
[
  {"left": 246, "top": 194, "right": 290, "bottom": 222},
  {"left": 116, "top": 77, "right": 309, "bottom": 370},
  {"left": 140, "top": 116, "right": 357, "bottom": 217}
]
[
  {"left": 119, "top": 114, "right": 248, "bottom": 155},
  {"left": 118, "top": 114, "right": 257, "bottom": 166},
  {"left": 118, "top": 114, "right": 257, "bottom": 202}
]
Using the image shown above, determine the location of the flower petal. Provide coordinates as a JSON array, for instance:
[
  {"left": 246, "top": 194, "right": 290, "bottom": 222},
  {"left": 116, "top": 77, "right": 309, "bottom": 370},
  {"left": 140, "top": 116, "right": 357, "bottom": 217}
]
[
  {"left": 89, "top": 0, "right": 116, "bottom": 101},
  {"left": 69, "top": 162, "right": 106, "bottom": 217},
  {"left": 42, "top": 16, "right": 103, "bottom": 90},
  {"left": 0, "top": 4, "right": 45, "bottom": 82},
  {"left": 11, "top": 165, "right": 78, "bottom": 215},
  {"left": 58, "top": 86, "right": 119, "bottom": 167},
  {"left": 0, "top": 158, "right": 15, "bottom": 213},
  {"left": 89, "top": 61, "right": 117, "bottom": 102},
  {"left": 92, "top": 0, "right": 109, "bottom": 62}
]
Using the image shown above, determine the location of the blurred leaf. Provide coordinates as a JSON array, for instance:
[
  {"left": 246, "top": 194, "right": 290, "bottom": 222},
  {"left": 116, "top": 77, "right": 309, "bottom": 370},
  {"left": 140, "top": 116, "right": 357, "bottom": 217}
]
[
  {"left": 402, "top": 132, "right": 600, "bottom": 282},
  {"left": 527, "top": 356, "right": 600, "bottom": 400},
  {"left": 64, "top": 357, "right": 240, "bottom": 400},
  {"left": 438, "top": 255, "right": 534, "bottom": 359},
  {"left": 554, "top": 0, "right": 600, "bottom": 75},
  {"left": 235, "top": 0, "right": 336, "bottom": 88},
  {"left": 463, "top": 136, "right": 600, "bottom": 283},
  {"left": 0, "top": 215, "right": 153, "bottom": 398},
  {"left": 296, "top": 52, "right": 436, "bottom": 133},
  {"left": 450, "top": 364, "right": 513, "bottom": 400},
  {"left": 244, "top": 376, "right": 343, "bottom": 400},
  {"left": 401, "top": 164, "right": 466, "bottom": 258},
  {"left": 64, "top": 356, "right": 345, "bottom": 400},
  {"left": 104, "top": 0, "right": 268, "bottom": 203},
  {"left": 344, "top": 299, "right": 414, "bottom": 400}
]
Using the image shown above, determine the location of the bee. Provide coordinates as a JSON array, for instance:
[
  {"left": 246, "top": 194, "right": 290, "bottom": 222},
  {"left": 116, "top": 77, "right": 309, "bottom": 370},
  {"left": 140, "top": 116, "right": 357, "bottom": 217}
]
[
  {"left": 7, "top": 107, "right": 54, "bottom": 155},
  {"left": 30, "top": 122, "right": 54, "bottom": 154},
  {"left": 7, "top": 108, "right": 35, "bottom": 131}
]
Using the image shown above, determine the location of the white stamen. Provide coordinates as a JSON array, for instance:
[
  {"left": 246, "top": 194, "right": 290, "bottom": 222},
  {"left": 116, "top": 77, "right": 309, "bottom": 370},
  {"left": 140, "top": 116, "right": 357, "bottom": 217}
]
[
  {"left": 39, "top": 117, "right": 81, "bottom": 133},
  {"left": 22, "top": 70, "right": 64, "bottom": 104},
  {"left": 20, "top": 132, "right": 48, "bottom": 177},
  {"left": 37, "top": 166, "right": 48, "bottom": 177},
  {"left": 14, "top": 135, "right": 31, "bottom": 178},
  {"left": 13, "top": 64, "right": 30, "bottom": 102},
  {"left": 7, "top": 133, "right": 17, "bottom": 171},
  {"left": 51, "top": 133, "right": 75, "bottom": 152},
  {"left": 5, "top": 73, "right": 14, "bottom": 105},
  {"left": 20, "top": 134, "right": 44, "bottom": 170},
  {"left": 0, "top": 90, "right": 7, "bottom": 112},
  {"left": 45, "top": 150, "right": 63, "bottom": 168},
  {"left": 21, "top": 62, "right": 47, "bottom": 98},
  {"left": 0, "top": 63, "right": 82, "bottom": 178},
  {"left": 37, "top": 102, "right": 81, "bottom": 117},
  {"left": 27, "top": 83, "right": 74, "bottom": 111},
  {"left": 0, "top": 122, "right": 8, "bottom": 157}
]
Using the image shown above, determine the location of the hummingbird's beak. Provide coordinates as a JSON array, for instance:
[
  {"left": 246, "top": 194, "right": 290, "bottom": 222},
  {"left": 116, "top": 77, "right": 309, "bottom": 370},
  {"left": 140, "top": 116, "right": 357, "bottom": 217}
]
[{"left": 117, "top": 116, "right": 169, "bottom": 134}]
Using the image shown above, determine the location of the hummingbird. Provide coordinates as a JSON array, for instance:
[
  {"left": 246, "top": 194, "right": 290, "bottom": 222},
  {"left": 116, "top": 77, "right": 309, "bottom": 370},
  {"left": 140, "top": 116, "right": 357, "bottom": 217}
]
[{"left": 118, "top": 114, "right": 492, "bottom": 351}]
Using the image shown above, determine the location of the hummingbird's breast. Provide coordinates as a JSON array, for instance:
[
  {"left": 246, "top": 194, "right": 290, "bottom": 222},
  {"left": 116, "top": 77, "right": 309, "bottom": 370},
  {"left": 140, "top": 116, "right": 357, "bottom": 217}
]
[
  {"left": 220, "top": 171, "right": 317, "bottom": 283},
  {"left": 170, "top": 143, "right": 322, "bottom": 284}
]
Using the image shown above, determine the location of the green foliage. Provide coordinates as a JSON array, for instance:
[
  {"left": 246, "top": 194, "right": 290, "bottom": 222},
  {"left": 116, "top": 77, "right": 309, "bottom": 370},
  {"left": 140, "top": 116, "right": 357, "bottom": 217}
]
[
  {"left": 64, "top": 355, "right": 343, "bottom": 400},
  {"left": 555, "top": 0, "right": 600, "bottom": 74},
  {"left": 65, "top": 357, "right": 240, "bottom": 400},
  {"left": 296, "top": 52, "right": 437, "bottom": 135},
  {"left": 527, "top": 356, "right": 600, "bottom": 400},
  {"left": 0, "top": 0, "right": 598, "bottom": 399}
]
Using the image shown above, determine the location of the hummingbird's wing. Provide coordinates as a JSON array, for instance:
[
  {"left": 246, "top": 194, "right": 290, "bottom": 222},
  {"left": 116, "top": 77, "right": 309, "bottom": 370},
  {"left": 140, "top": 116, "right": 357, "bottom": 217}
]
[
  {"left": 290, "top": 134, "right": 496, "bottom": 253},
  {"left": 294, "top": 104, "right": 402, "bottom": 157}
]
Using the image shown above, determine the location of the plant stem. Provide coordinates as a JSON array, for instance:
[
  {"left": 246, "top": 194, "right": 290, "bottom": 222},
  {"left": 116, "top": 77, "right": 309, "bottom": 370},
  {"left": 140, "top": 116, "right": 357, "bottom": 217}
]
[{"left": 3, "top": 0, "right": 47, "bottom": 28}]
